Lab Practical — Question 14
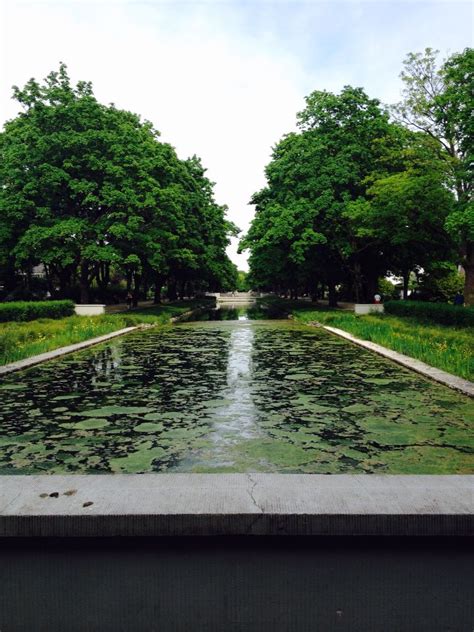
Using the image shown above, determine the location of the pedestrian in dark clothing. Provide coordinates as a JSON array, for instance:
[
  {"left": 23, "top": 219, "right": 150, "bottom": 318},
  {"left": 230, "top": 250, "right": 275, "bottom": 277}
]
[
  {"left": 126, "top": 292, "right": 133, "bottom": 309},
  {"left": 453, "top": 292, "right": 464, "bottom": 306}
]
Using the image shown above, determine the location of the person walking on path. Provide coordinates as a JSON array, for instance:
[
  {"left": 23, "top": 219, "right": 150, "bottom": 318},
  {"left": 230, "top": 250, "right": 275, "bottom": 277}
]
[{"left": 126, "top": 292, "right": 133, "bottom": 310}]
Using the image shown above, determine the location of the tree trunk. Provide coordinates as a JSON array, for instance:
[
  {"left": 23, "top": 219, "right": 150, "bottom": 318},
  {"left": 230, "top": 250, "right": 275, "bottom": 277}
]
[
  {"left": 328, "top": 282, "right": 337, "bottom": 308},
  {"left": 126, "top": 270, "right": 133, "bottom": 293},
  {"left": 132, "top": 273, "right": 141, "bottom": 307},
  {"left": 402, "top": 270, "right": 410, "bottom": 300},
  {"left": 43, "top": 264, "right": 55, "bottom": 297},
  {"left": 178, "top": 280, "right": 186, "bottom": 300},
  {"left": 4, "top": 258, "right": 17, "bottom": 293},
  {"left": 153, "top": 274, "right": 165, "bottom": 304},
  {"left": 167, "top": 279, "right": 178, "bottom": 301},
  {"left": 79, "top": 261, "right": 90, "bottom": 304},
  {"left": 25, "top": 266, "right": 33, "bottom": 293},
  {"left": 464, "top": 243, "right": 474, "bottom": 306},
  {"left": 97, "top": 263, "right": 110, "bottom": 292},
  {"left": 56, "top": 266, "right": 73, "bottom": 298},
  {"left": 366, "top": 274, "right": 378, "bottom": 304},
  {"left": 353, "top": 261, "right": 362, "bottom": 303}
]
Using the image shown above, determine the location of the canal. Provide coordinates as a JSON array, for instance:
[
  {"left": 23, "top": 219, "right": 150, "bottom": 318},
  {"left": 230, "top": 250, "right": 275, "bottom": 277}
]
[{"left": 0, "top": 304, "right": 472, "bottom": 474}]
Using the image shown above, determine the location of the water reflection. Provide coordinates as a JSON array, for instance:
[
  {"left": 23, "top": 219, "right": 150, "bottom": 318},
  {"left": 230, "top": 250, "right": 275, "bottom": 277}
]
[
  {"left": 191, "top": 302, "right": 287, "bottom": 321},
  {"left": 0, "top": 308, "right": 472, "bottom": 474},
  {"left": 210, "top": 324, "right": 260, "bottom": 443}
]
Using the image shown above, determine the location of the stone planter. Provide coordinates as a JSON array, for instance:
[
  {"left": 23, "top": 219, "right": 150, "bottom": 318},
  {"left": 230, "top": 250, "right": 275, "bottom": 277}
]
[
  {"left": 74, "top": 304, "right": 106, "bottom": 316},
  {"left": 354, "top": 303, "right": 384, "bottom": 315}
]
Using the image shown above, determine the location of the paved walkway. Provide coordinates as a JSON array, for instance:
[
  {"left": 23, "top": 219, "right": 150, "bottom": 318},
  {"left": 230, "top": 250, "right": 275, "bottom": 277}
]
[
  {"left": 104, "top": 301, "right": 155, "bottom": 314},
  {"left": 316, "top": 299, "right": 355, "bottom": 310}
]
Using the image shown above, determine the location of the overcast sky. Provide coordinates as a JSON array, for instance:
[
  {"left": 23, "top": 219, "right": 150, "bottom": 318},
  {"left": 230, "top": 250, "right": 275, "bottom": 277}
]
[{"left": 1, "top": 0, "right": 472, "bottom": 270}]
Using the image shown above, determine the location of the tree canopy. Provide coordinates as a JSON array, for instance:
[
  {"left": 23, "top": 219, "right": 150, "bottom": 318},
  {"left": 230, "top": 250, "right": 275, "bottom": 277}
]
[
  {"left": 241, "top": 48, "right": 472, "bottom": 304},
  {"left": 0, "top": 64, "right": 238, "bottom": 303},
  {"left": 393, "top": 47, "right": 473, "bottom": 303}
]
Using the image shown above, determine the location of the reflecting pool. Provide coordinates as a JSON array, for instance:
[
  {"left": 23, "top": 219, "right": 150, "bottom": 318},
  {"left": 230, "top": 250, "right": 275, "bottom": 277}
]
[{"left": 0, "top": 312, "right": 473, "bottom": 473}]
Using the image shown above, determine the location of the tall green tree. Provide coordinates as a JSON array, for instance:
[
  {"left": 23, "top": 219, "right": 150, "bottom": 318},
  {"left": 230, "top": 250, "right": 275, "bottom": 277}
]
[
  {"left": 0, "top": 64, "right": 237, "bottom": 302},
  {"left": 242, "top": 87, "right": 397, "bottom": 303},
  {"left": 346, "top": 131, "right": 456, "bottom": 298},
  {"left": 242, "top": 85, "right": 458, "bottom": 304},
  {"left": 394, "top": 47, "right": 474, "bottom": 303}
]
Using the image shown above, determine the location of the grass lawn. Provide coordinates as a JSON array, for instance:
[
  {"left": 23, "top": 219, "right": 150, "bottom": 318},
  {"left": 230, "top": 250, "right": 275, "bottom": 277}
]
[
  {"left": 0, "top": 300, "right": 207, "bottom": 366},
  {"left": 265, "top": 299, "right": 474, "bottom": 382}
]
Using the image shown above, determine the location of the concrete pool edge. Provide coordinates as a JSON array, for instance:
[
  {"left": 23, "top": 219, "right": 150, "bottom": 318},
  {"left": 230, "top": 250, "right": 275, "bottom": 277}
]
[
  {"left": 322, "top": 325, "right": 474, "bottom": 397},
  {"left": 0, "top": 326, "right": 139, "bottom": 375},
  {"left": 0, "top": 305, "right": 208, "bottom": 376},
  {"left": 0, "top": 474, "right": 472, "bottom": 537}
]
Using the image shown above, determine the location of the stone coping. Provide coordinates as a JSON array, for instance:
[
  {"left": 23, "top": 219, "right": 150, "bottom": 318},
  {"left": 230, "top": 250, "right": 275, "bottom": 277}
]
[
  {"left": 0, "top": 306, "right": 206, "bottom": 376},
  {"left": 0, "top": 474, "right": 472, "bottom": 537},
  {"left": 323, "top": 326, "right": 474, "bottom": 398},
  {"left": 0, "top": 327, "right": 138, "bottom": 376}
]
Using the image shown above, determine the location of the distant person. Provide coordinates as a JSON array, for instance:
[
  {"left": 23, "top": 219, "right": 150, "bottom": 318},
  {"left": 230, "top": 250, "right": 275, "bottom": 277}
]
[
  {"left": 126, "top": 292, "right": 133, "bottom": 309},
  {"left": 374, "top": 293, "right": 381, "bottom": 304},
  {"left": 453, "top": 292, "right": 464, "bottom": 306}
]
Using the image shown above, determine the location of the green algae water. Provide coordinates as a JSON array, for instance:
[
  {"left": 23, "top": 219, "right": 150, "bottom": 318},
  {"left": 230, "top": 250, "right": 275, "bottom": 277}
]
[{"left": 0, "top": 310, "right": 473, "bottom": 474}]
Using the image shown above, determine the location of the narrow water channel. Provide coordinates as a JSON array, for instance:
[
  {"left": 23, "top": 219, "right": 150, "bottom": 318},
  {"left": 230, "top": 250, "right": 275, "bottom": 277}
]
[{"left": 0, "top": 304, "right": 472, "bottom": 474}]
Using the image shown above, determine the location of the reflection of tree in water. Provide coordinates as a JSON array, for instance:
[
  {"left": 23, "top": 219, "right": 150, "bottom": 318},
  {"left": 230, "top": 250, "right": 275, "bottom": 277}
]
[
  {"left": 194, "top": 303, "right": 287, "bottom": 321},
  {"left": 0, "top": 322, "right": 472, "bottom": 474},
  {"left": 0, "top": 327, "right": 233, "bottom": 474},
  {"left": 247, "top": 325, "right": 474, "bottom": 474}
]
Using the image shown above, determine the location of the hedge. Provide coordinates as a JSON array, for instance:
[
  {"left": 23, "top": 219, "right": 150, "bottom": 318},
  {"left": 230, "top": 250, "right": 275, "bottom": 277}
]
[
  {"left": 384, "top": 300, "right": 474, "bottom": 327},
  {"left": 0, "top": 300, "right": 75, "bottom": 322}
]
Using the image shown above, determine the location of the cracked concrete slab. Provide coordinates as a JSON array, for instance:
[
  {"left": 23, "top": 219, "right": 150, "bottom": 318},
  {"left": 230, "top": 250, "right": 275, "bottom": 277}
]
[
  {"left": 246, "top": 473, "right": 264, "bottom": 514},
  {"left": 0, "top": 474, "right": 472, "bottom": 537}
]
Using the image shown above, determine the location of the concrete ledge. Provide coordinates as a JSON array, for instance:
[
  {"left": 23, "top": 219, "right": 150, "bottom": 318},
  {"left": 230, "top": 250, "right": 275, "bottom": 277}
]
[
  {"left": 0, "top": 327, "right": 138, "bottom": 375},
  {"left": 74, "top": 304, "right": 106, "bottom": 316},
  {"left": 170, "top": 306, "right": 208, "bottom": 323},
  {"left": 323, "top": 326, "right": 474, "bottom": 397},
  {"left": 0, "top": 474, "right": 472, "bottom": 537},
  {"left": 354, "top": 303, "right": 384, "bottom": 315},
  {"left": 0, "top": 304, "right": 209, "bottom": 376}
]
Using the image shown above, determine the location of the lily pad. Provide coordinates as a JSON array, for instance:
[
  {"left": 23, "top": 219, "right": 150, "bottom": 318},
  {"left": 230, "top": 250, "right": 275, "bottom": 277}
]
[
  {"left": 134, "top": 422, "right": 164, "bottom": 433},
  {"left": 110, "top": 444, "right": 168, "bottom": 473},
  {"left": 73, "top": 419, "right": 111, "bottom": 430},
  {"left": 342, "top": 403, "right": 372, "bottom": 414},
  {"left": 72, "top": 406, "right": 153, "bottom": 417}
]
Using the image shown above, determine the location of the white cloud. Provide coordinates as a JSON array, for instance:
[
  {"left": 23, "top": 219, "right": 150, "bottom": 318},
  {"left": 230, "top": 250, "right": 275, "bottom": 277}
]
[{"left": 1, "top": 0, "right": 472, "bottom": 271}]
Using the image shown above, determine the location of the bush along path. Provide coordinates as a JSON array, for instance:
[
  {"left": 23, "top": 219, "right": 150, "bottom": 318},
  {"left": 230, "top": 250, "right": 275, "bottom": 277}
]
[
  {"left": 384, "top": 300, "right": 474, "bottom": 327},
  {"left": 0, "top": 300, "right": 210, "bottom": 367},
  {"left": 259, "top": 299, "right": 474, "bottom": 383},
  {"left": 0, "top": 300, "right": 75, "bottom": 322}
]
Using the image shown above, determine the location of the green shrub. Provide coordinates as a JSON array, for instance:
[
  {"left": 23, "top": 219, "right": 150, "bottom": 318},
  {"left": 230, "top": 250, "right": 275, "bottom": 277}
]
[
  {"left": 416, "top": 263, "right": 464, "bottom": 302},
  {"left": 0, "top": 300, "right": 75, "bottom": 322},
  {"left": 384, "top": 300, "right": 474, "bottom": 327},
  {"left": 378, "top": 278, "right": 400, "bottom": 301}
]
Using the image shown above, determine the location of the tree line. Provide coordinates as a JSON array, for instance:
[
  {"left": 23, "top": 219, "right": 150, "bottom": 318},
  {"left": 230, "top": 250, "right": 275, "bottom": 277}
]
[
  {"left": 240, "top": 48, "right": 473, "bottom": 305},
  {"left": 0, "top": 64, "right": 238, "bottom": 304}
]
